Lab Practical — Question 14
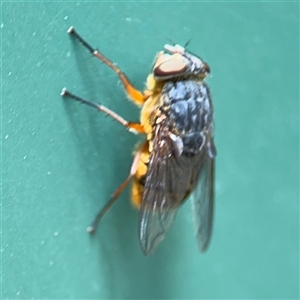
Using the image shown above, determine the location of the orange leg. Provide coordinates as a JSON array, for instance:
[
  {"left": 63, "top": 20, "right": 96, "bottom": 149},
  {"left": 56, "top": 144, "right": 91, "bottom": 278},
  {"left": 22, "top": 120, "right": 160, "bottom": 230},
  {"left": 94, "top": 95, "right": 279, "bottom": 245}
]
[
  {"left": 87, "top": 142, "right": 145, "bottom": 233},
  {"left": 61, "top": 88, "right": 145, "bottom": 134},
  {"left": 67, "top": 26, "right": 150, "bottom": 105}
]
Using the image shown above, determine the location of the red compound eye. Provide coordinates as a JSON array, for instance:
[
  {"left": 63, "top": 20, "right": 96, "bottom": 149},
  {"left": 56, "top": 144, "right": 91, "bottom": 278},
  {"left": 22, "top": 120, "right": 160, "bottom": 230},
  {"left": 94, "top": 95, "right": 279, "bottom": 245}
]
[
  {"left": 154, "top": 54, "right": 187, "bottom": 78},
  {"left": 203, "top": 63, "right": 210, "bottom": 74}
]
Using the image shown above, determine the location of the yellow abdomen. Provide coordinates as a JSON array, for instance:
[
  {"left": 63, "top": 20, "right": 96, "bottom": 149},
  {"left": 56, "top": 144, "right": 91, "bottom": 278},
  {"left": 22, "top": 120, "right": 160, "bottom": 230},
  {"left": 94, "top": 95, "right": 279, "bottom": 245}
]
[
  {"left": 131, "top": 75, "right": 164, "bottom": 208},
  {"left": 131, "top": 142, "right": 150, "bottom": 208}
]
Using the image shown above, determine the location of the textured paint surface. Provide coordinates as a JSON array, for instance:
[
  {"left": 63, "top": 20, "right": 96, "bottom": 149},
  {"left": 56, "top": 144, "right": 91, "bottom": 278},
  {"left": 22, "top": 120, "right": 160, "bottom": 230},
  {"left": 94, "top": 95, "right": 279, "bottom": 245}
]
[{"left": 2, "top": 2, "right": 299, "bottom": 299}]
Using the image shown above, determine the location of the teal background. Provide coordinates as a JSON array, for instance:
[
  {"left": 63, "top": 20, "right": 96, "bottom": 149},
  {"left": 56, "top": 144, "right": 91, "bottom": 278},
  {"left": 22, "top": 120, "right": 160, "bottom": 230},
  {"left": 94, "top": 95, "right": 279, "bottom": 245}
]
[{"left": 2, "top": 2, "right": 299, "bottom": 299}]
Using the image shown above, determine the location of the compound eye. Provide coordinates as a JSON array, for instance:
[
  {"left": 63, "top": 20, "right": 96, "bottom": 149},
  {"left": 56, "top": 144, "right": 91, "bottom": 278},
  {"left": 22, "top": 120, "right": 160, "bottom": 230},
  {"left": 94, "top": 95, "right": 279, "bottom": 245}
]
[
  {"left": 153, "top": 53, "right": 187, "bottom": 78},
  {"left": 203, "top": 62, "right": 210, "bottom": 74}
]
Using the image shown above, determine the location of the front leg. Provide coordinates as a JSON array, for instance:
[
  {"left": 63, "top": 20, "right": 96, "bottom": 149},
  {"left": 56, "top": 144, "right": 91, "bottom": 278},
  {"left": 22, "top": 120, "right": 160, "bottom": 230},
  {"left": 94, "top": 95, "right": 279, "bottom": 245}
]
[{"left": 67, "top": 26, "right": 150, "bottom": 105}]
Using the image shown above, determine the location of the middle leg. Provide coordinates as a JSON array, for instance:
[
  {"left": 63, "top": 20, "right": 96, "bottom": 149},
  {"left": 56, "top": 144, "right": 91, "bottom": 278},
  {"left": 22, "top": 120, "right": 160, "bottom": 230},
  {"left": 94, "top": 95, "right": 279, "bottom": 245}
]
[{"left": 61, "top": 88, "right": 145, "bottom": 134}]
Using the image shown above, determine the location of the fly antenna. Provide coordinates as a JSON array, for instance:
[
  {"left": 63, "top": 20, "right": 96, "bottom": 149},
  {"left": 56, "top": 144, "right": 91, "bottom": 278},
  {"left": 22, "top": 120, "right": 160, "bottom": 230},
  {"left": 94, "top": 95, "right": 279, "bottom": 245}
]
[{"left": 184, "top": 38, "right": 192, "bottom": 49}]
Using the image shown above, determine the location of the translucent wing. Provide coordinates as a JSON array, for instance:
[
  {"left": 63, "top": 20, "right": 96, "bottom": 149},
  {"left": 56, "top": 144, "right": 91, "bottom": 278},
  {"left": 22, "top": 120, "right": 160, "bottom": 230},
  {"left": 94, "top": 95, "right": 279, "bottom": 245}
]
[
  {"left": 191, "top": 156, "right": 215, "bottom": 252},
  {"left": 138, "top": 124, "right": 196, "bottom": 256},
  {"left": 138, "top": 155, "right": 179, "bottom": 257}
]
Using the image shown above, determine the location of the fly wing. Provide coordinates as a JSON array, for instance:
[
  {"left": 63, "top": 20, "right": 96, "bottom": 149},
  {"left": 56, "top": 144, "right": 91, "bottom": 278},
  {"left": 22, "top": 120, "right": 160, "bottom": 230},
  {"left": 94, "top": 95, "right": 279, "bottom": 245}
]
[
  {"left": 191, "top": 155, "right": 215, "bottom": 252},
  {"left": 138, "top": 125, "right": 194, "bottom": 256}
]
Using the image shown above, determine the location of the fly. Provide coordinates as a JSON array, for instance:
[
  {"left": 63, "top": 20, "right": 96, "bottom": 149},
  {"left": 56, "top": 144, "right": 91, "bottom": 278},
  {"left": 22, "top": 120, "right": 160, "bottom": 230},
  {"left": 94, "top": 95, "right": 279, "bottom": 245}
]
[{"left": 61, "top": 26, "right": 216, "bottom": 256}]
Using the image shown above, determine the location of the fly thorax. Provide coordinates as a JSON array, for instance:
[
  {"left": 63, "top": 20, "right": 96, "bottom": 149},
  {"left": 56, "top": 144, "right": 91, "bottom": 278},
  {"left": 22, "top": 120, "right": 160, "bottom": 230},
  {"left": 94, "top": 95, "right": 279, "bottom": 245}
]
[{"left": 160, "top": 80, "right": 213, "bottom": 155}]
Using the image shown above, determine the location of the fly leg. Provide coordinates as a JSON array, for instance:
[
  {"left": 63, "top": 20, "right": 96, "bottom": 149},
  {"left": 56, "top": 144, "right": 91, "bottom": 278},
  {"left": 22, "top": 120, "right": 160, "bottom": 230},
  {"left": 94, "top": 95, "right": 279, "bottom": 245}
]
[
  {"left": 61, "top": 88, "right": 144, "bottom": 134},
  {"left": 87, "top": 143, "right": 144, "bottom": 233},
  {"left": 67, "top": 26, "right": 150, "bottom": 105}
]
